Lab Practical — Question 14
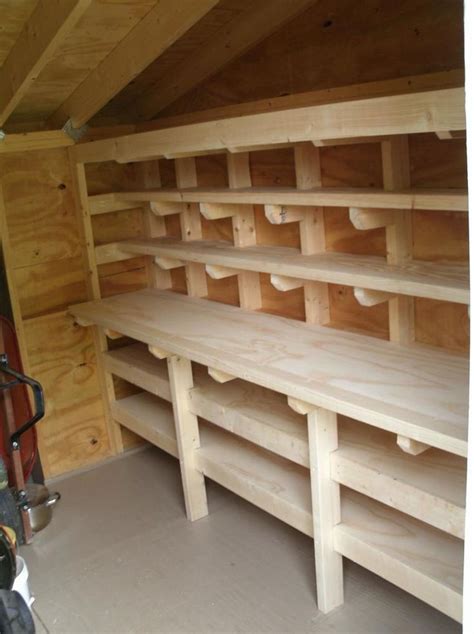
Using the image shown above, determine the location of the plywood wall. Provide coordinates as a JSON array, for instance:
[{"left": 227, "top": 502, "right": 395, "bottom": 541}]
[
  {"left": 157, "top": 0, "right": 464, "bottom": 119},
  {"left": 0, "top": 148, "right": 112, "bottom": 478}
]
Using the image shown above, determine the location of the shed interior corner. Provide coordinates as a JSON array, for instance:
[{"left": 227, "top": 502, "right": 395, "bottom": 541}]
[{"left": 0, "top": 1, "right": 470, "bottom": 632}]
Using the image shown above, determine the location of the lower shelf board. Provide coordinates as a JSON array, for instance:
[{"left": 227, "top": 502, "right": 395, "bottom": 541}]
[
  {"left": 110, "top": 392, "right": 177, "bottom": 458},
  {"left": 103, "top": 343, "right": 171, "bottom": 401},
  {"left": 104, "top": 344, "right": 466, "bottom": 540},
  {"left": 336, "top": 490, "right": 464, "bottom": 623},
  {"left": 197, "top": 422, "right": 313, "bottom": 537},
  {"left": 110, "top": 390, "right": 463, "bottom": 622}
]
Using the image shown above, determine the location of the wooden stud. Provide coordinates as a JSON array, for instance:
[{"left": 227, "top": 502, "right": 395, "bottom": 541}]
[
  {"left": 167, "top": 355, "right": 208, "bottom": 521},
  {"left": 349, "top": 207, "right": 396, "bottom": 230},
  {"left": 207, "top": 367, "right": 236, "bottom": 384},
  {"left": 354, "top": 288, "right": 396, "bottom": 307},
  {"left": 397, "top": 435, "right": 431, "bottom": 456},
  {"left": 307, "top": 407, "right": 344, "bottom": 612},
  {"left": 68, "top": 152, "right": 123, "bottom": 455},
  {"left": 382, "top": 136, "right": 415, "bottom": 345},
  {"left": 270, "top": 275, "right": 305, "bottom": 292},
  {"left": 134, "top": 163, "right": 172, "bottom": 291},
  {"left": 294, "top": 143, "right": 330, "bottom": 326},
  {"left": 227, "top": 153, "right": 262, "bottom": 311},
  {"left": 175, "top": 158, "right": 208, "bottom": 298}
]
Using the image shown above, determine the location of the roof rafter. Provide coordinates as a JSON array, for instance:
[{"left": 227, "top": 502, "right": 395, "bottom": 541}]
[
  {"left": 0, "top": 0, "right": 92, "bottom": 127},
  {"left": 47, "top": 0, "right": 219, "bottom": 130}
]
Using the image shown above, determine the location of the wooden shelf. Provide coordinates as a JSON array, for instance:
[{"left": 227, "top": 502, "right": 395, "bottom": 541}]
[
  {"left": 100, "top": 343, "right": 466, "bottom": 539},
  {"left": 191, "top": 373, "right": 309, "bottom": 466},
  {"left": 88, "top": 193, "right": 144, "bottom": 216},
  {"left": 336, "top": 489, "right": 464, "bottom": 623},
  {"left": 103, "top": 343, "right": 171, "bottom": 401},
  {"left": 69, "top": 289, "right": 468, "bottom": 456},
  {"left": 110, "top": 392, "right": 177, "bottom": 458},
  {"left": 192, "top": 373, "right": 465, "bottom": 539},
  {"left": 104, "top": 237, "right": 469, "bottom": 304},
  {"left": 109, "top": 384, "right": 463, "bottom": 621},
  {"left": 73, "top": 87, "right": 465, "bottom": 164},
  {"left": 198, "top": 422, "right": 313, "bottom": 537},
  {"left": 334, "top": 420, "right": 466, "bottom": 539},
  {"left": 114, "top": 186, "right": 468, "bottom": 212}
]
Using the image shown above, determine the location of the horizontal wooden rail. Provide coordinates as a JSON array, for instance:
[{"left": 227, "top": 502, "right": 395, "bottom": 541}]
[
  {"left": 72, "top": 87, "right": 465, "bottom": 164},
  {"left": 69, "top": 289, "right": 468, "bottom": 456},
  {"left": 95, "top": 238, "right": 469, "bottom": 304},
  {"left": 113, "top": 187, "right": 468, "bottom": 212}
]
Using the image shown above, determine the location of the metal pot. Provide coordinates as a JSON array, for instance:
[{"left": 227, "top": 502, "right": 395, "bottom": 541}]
[{"left": 25, "top": 485, "right": 60, "bottom": 533}]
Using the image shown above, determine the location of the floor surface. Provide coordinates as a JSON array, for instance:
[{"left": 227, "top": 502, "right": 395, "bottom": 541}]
[{"left": 22, "top": 448, "right": 461, "bottom": 634}]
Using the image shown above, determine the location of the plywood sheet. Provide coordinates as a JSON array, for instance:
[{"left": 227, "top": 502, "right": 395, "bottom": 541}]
[{"left": 24, "top": 311, "right": 112, "bottom": 477}]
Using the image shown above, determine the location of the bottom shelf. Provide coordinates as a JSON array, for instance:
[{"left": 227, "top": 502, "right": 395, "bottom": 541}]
[
  {"left": 336, "top": 490, "right": 463, "bottom": 623},
  {"left": 198, "top": 423, "right": 313, "bottom": 537},
  {"left": 111, "top": 391, "right": 463, "bottom": 622},
  {"left": 111, "top": 392, "right": 177, "bottom": 458}
]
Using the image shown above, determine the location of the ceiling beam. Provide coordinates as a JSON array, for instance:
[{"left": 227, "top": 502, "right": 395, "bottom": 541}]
[
  {"left": 47, "top": 0, "right": 219, "bottom": 130},
  {"left": 132, "top": 0, "right": 317, "bottom": 121},
  {"left": 0, "top": 0, "right": 92, "bottom": 127}
]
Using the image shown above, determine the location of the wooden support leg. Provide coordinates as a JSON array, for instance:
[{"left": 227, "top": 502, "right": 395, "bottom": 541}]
[
  {"left": 167, "top": 355, "right": 208, "bottom": 521},
  {"left": 94, "top": 326, "right": 123, "bottom": 455},
  {"left": 307, "top": 407, "right": 344, "bottom": 613}
]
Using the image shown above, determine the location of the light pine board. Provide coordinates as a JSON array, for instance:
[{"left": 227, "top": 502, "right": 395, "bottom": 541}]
[{"left": 69, "top": 289, "right": 468, "bottom": 456}]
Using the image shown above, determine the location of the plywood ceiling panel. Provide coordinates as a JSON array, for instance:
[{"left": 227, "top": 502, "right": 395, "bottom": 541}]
[
  {"left": 0, "top": 0, "right": 37, "bottom": 65},
  {"left": 6, "top": 0, "right": 156, "bottom": 124}
]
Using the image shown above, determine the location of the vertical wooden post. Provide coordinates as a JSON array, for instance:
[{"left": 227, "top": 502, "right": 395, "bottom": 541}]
[
  {"left": 307, "top": 406, "right": 343, "bottom": 612},
  {"left": 68, "top": 152, "right": 123, "bottom": 454},
  {"left": 382, "top": 136, "right": 414, "bottom": 344},
  {"left": 167, "top": 355, "right": 208, "bottom": 521},
  {"left": 227, "top": 152, "right": 262, "bottom": 310},
  {"left": 289, "top": 397, "right": 343, "bottom": 613},
  {"left": 175, "top": 157, "right": 208, "bottom": 297},
  {"left": 134, "top": 161, "right": 171, "bottom": 290},
  {"left": 294, "top": 143, "right": 330, "bottom": 325}
]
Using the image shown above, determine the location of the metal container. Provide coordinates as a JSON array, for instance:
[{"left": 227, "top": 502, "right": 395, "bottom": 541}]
[{"left": 25, "top": 485, "right": 60, "bottom": 533}]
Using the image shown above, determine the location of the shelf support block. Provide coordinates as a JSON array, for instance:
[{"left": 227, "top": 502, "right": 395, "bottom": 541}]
[
  {"left": 270, "top": 274, "right": 305, "bottom": 292},
  {"left": 264, "top": 204, "right": 306, "bottom": 225},
  {"left": 150, "top": 201, "right": 186, "bottom": 216},
  {"left": 199, "top": 202, "right": 244, "bottom": 220},
  {"left": 208, "top": 367, "right": 236, "bottom": 384},
  {"left": 349, "top": 207, "right": 396, "bottom": 230},
  {"left": 155, "top": 256, "right": 184, "bottom": 270},
  {"left": 397, "top": 435, "right": 431, "bottom": 455},
  {"left": 148, "top": 345, "right": 172, "bottom": 360},
  {"left": 205, "top": 264, "right": 239, "bottom": 279},
  {"left": 354, "top": 288, "right": 396, "bottom": 306},
  {"left": 104, "top": 328, "right": 124, "bottom": 340}
]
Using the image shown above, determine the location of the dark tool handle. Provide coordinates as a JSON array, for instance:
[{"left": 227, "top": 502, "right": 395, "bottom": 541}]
[{"left": 0, "top": 353, "right": 45, "bottom": 448}]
